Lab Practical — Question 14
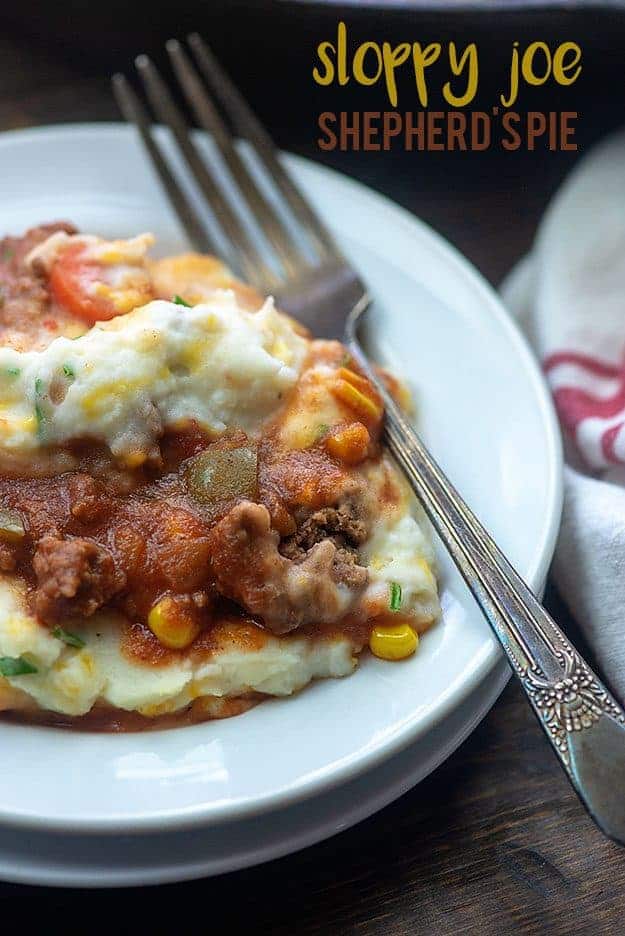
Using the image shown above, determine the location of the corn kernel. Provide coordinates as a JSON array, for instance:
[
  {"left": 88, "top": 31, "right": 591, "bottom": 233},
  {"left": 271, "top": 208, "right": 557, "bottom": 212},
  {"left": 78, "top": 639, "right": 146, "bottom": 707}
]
[
  {"left": 331, "top": 379, "right": 383, "bottom": 424},
  {"left": 98, "top": 248, "right": 124, "bottom": 265},
  {"left": 325, "top": 422, "right": 370, "bottom": 464},
  {"left": 336, "top": 366, "right": 373, "bottom": 393},
  {"left": 416, "top": 557, "right": 436, "bottom": 587},
  {"left": 148, "top": 596, "right": 201, "bottom": 650},
  {"left": 369, "top": 623, "right": 418, "bottom": 661}
]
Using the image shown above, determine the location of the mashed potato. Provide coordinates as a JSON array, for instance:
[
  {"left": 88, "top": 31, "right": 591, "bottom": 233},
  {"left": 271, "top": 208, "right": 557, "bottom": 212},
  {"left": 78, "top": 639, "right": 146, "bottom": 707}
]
[
  {"left": 0, "top": 587, "right": 357, "bottom": 718},
  {"left": 0, "top": 295, "right": 308, "bottom": 457}
]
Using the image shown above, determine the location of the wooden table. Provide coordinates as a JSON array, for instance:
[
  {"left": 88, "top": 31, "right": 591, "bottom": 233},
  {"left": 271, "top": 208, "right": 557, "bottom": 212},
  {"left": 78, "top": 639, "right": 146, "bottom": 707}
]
[{"left": 0, "top": 6, "right": 624, "bottom": 930}]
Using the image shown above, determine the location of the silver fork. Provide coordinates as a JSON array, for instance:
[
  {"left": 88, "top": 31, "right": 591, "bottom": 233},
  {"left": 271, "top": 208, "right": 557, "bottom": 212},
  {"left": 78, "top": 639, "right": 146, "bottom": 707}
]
[{"left": 113, "top": 35, "right": 625, "bottom": 845}]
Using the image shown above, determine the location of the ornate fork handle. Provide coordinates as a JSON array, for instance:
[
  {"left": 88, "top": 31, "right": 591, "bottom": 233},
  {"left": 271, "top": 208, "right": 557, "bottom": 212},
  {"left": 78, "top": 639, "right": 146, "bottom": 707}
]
[{"left": 349, "top": 337, "right": 625, "bottom": 845}]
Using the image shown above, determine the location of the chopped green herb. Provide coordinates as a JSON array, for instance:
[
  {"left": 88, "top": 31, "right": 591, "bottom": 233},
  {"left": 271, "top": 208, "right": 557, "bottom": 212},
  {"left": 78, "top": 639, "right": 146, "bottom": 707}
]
[
  {"left": 389, "top": 582, "right": 402, "bottom": 612},
  {"left": 62, "top": 363, "right": 75, "bottom": 379},
  {"left": 172, "top": 294, "right": 191, "bottom": 307},
  {"left": 34, "top": 401, "right": 45, "bottom": 435},
  {"left": 0, "top": 656, "right": 37, "bottom": 677},
  {"left": 339, "top": 352, "right": 352, "bottom": 367},
  {"left": 34, "top": 378, "right": 46, "bottom": 435},
  {"left": 1, "top": 247, "right": 14, "bottom": 262},
  {"left": 53, "top": 626, "right": 85, "bottom": 649},
  {"left": 5, "top": 367, "right": 20, "bottom": 378},
  {"left": 315, "top": 423, "right": 330, "bottom": 441}
]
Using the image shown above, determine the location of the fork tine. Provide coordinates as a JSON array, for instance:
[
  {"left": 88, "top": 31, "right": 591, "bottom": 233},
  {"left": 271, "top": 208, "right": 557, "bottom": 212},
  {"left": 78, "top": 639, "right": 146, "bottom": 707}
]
[
  {"left": 187, "top": 33, "right": 342, "bottom": 263},
  {"left": 135, "top": 54, "right": 278, "bottom": 292},
  {"left": 167, "top": 39, "right": 308, "bottom": 280},
  {"left": 112, "top": 73, "right": 216, "bottom": 256}
]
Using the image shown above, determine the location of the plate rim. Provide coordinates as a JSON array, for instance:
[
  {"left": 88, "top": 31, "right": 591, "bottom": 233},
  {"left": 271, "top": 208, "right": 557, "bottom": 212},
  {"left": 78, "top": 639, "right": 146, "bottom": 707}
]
[
  {"left": 0, "top": 660, "right": 512, "bottom": 888},
  {"left": 0, "top": 122, "right": 563, "bottom": 835}
]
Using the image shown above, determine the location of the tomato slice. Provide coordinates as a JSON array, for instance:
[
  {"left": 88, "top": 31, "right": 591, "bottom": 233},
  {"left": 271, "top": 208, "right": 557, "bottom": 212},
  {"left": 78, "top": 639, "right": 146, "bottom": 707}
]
[{"left": 49, "top": 243, "right": 120, "bottom": 323}]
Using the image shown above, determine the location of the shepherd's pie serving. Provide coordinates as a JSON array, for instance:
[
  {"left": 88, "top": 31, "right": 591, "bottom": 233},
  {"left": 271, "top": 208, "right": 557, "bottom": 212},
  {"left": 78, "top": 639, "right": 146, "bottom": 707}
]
[{"left": 0, "top": 223, "right": 439, "bottom": 729}]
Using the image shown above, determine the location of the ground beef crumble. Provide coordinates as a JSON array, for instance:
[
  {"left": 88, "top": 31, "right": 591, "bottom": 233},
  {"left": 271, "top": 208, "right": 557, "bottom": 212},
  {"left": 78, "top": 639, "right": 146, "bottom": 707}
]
[
  {"left": 280, "top": 503, "right": 369, "bottom": 588},
  {"left": 32, "top": 536, "right": 126, "bottom": 623}
]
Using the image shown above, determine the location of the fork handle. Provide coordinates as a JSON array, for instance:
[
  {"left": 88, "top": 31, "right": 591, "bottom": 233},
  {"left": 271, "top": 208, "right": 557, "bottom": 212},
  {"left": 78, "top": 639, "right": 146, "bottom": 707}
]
[{"left": 349, "top": 339, "right": 625, "bottom": 845}]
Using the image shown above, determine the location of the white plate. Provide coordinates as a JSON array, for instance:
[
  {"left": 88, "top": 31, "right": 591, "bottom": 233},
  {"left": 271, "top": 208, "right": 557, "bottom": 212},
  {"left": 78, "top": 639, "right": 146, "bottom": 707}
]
[
  {"left": 0, "top": 657, "right": 511, "bottom": 888},
  {"left": 0, "top": 124, "right": 562, "bottom": 836}
]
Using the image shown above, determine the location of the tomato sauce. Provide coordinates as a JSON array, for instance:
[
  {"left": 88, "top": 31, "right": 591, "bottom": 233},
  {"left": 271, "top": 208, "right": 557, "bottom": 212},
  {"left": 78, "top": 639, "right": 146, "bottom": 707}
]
[{"left": 0, "top": 421, "right": 367, "bottom": 637}]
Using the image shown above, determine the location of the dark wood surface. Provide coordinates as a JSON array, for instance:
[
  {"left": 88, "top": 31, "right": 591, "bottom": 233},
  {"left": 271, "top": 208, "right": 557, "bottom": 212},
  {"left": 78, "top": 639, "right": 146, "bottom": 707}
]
[{"left": 0, "top": 5, "right": 624, "bottom": 932}]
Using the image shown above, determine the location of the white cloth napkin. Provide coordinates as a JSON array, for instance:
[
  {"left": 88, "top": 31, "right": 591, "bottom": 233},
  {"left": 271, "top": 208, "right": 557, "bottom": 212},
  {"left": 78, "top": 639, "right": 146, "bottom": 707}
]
[{"left": 501, "top": 128, "right": 625, "bottom": 699}]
